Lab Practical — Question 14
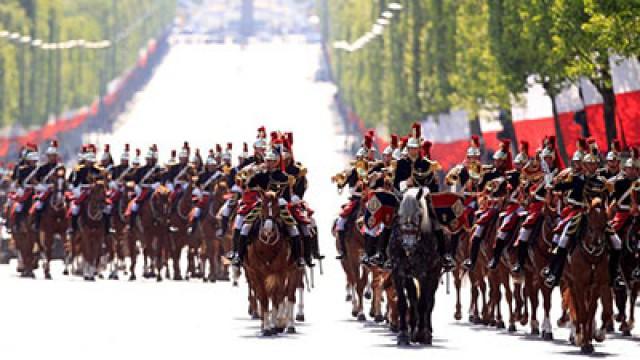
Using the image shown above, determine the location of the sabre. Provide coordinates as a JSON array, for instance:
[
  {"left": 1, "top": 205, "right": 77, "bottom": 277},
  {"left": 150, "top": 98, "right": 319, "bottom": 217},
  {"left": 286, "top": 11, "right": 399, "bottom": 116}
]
[
  {"left": 446, "top": 270, "right": 451, "bottom": 295},
  {"left": 318, "top": 258, "right": 324, "bottom": 275}
]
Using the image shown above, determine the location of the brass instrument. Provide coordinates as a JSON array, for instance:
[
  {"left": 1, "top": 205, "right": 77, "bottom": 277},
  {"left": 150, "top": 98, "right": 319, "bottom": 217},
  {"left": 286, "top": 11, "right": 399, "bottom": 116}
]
[
  {"left": 222, "top": 164, "right": 232, "bottom": 175},
  {"left": 445, "top": 165, "right": 462, "bottom": 186},
  {"left": 331, "top": 170, "right": 347, "bottom": 186},
  {"left": 355, "top": 159, "right": 368, "bottom": 180}
]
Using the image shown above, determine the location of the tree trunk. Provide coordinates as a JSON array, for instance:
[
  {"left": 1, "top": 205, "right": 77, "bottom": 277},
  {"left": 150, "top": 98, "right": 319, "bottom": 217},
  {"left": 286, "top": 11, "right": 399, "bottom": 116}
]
[
  {"left": 544, "top": 83, "right": 569, "bottom": 166},
  {"left": 497, "top": 108, "right": 517, "bottom": 150},
  {"left": 600, "top": 86, "right": 618, "bottom": 146}
]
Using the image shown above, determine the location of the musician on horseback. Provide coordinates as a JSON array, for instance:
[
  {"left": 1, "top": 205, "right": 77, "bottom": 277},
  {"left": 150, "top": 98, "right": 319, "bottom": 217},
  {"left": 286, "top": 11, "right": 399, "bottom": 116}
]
[
  {"left": 332, "top": 143, "right": 369, "bottom": 260},
  {"left": 67, "top": 144, "right": 108, "bottom": 235},
  {"left": 231, "top": 146, "right": 307, "bottom": 269},
  {"left": 8, "top": 146, "right": 39, "bottom": 232},
  {"left": 126, "top": 146, "right": 165, "bottom": 231},
  {"left": 188, "top": 150, "right": 224, "bottom": 234},
  {"left": 543, "top": 142, "right": 623, "bottom": 288},
  {"left": 31, "top": 140, "right": 64, "bottom": 231},
  {"left": 511, "top": 136, "right": 562, "bottom": 273}
]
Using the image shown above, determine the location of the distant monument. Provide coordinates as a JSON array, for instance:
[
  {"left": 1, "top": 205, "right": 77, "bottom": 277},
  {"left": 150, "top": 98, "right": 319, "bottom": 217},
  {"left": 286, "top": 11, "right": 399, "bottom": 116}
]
[{"left": 241, "top": 0, "right": 254, "bottom": 38}]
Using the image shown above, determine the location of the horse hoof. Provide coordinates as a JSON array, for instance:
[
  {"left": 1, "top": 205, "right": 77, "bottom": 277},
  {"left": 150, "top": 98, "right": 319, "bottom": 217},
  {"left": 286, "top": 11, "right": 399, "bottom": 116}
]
[
  {"left": 594, "top": 330, "right": 606, "bottom": 343},
  {"left": 508, "top": 324, "right": 517, "bottom": 333},
  {"left": 251, "top": 313, "right": 260, "bottom": 320},
  {"left": 488, "top": 319, "right": 496, "bottom": 327},
  {"left": 286, "top": 327, "right": 296, "bottom": 334},
  {"left": 623, "top": 330, "right": 632, "bottom": 337},
  {"left": 606, "top": 323, "right": 615, "bottom": 333},
  {"left": 520, "top": 317, "right": 529, "bottom": 326},
  {"left": 389, "top": 324, "right": 399, "bottom": 333},
  {"left": 374, "top": 315, "right": 384, "bottom": 323},
  {"left": 173, "top": 274, "right": 183, "bottom": 281},
  {"left": 369, "top": 309, "right": 375, "bottom": 319},
  {"left": 496, "top": 321, "right": 505, "bottom": 329},
  {"left": 397, "top": 332, "right": 410, "bottom": 346},
  {"left": 44, "top": 273, "right": 52, "bottom": 280},
  {"left": 357, "top": 313, "right": 366, "bottom": 322},
  {"left": 62, "top": 269, "right": 69, "bottom": 276},
  {"left": 345, "top": 294, "right": 353, "bottom": 302},
  {"left": 351, "top": 310, "right": 358, "bottom": 318},
  {"left": 156, "top": 276, "right": 162, "bottom": 282},
  {"left": 542, "top": 331, "right": 553, "bottom": 341},
  {"left": 295, "top": 314, "right": 305, "bottom": 322},
  {"left": 569, "top": 334, "right": 575, "bottom": 345},
  {"left": 364, "top": 290, "right": 372, "bottom": 300},
  {"left": 531, "top": 328, "right": 540, "bottom": 336},
  {"left": 97, "top": 274, "right": 104, "bottom": 279},
  {"left": 129, "top": 274, "right": 136, "bottom": 281},
  {"left": 274, "top": 327, "right": 284, "bottom": 334},
  {"left": 261, "top": 329, "right": 273, "bottom": 337},
  {"left": 232, "top": 281, "right": 238, "bottom": 287},
  {"left": 203, "top": 277, "right": 208, "bottom": 283},
  {"left": 454, "top": 312, "right": 462, "bottom": 321},
  {"left": 580, "top": 344, "right": 594, "bottom": 354}
]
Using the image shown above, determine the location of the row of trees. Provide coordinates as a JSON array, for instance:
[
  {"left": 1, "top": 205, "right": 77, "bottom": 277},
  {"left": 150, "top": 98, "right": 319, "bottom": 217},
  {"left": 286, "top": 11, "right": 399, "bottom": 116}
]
[
  {"left": 319, "top": 0, "right": 640, "bottom": 152},
  {"left": 0, "top": 0, "right": 176, "bottom": 129}
]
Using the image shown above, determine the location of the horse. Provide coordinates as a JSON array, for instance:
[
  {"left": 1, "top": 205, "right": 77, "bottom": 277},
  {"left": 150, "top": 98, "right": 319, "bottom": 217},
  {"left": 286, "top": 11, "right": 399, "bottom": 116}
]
[
  {"left": 562, "top": 198, "right": 610, "bottom": 354},
  {"left": 168, "top": 182, "right": 196, "bottom": 280},
  {"left": 334, "top": 198, "right": 369, "bottom": 321},
  {"left": 77, "top": 182, "right": 107, "bottom": 281},
  {"left": 193, "top": 182, "right": 229, "bottom": 282},
  {"left": 243, "top": 191, "right": 299, "bottom": 336},
  {"left": 127, "top": 186, "right": 170, "bottom": 281},
  {"left": 104, "top": 182, "right": 133, "bottom": 280},
  {"left": 34, "top": 167, "right": 68, "bottom": 279},
  {"left": 10, "top": 189, "right": 37, "bottom": 278},
  {"left": 390, "top": 187, "right": 441, "bottom": 346},
  {"left": 614, "top": 215, "right": 640, "bottom": 335}
]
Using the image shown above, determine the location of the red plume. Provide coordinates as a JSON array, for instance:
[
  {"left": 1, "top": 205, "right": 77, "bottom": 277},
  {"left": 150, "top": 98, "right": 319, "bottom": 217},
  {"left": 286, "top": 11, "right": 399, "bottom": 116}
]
[
  {"left": 243, "top": 142, "right": 248, "bottom": 153},
  {"left": 611, "top": 139, "right": 622, "bottom": 153},
  {"left": 216, "top": 144, "right": 222, "bottom": 153},
  {"left": 286, "top": 132, "right": 293, "bottom": 146},
  {"left": 364, "top": 134, "right": 373, "bottom": 150},
  {"left": 421, "top": 140, "right": 433, "bottom": 159},
  {"left": 209, "top": 149, "right": 214, "bottom": 156},
  {"left": 135, "top": 148, "right": 141, "bottom": 157},
  {"left": 400, "top": 136, "right": 409, "bottom": 148},
  {"left": 411, "top": 122, "right": 421, "bottom": 139},
  {"left": 104, "top": 144, "right": 110, "bottom": 152},
  {"left": 270, "top": 131, "right": 280, "bottom": 144},
  {"left": 51, "top": 140, "right": 58, "bottom": 148},
  {"left": 171, "top": 150, "right": 176, "bottom": 158},
  {"left": 152, "top": 144, "right": 158, "bottom": 152},
  {"left": 470, "top": 135, "right": 480, "bottom": 149},
  {"left": 390, "top": 134, "right": 399, "bottom": 149},
  {"left": 576, "top": 137, "right": 588, "bottom": 152},
  {"left": 124, "top": 144, "right": 130, "bottom": 152},
  {"left": 227, "top": 143, "right": 233, "bottom": 150},
  {"left": 257, "top": 126, "right": 266, "bottom": 138},
  {"left": 519, "top": 141, "right": 529, "bottom": 157}
]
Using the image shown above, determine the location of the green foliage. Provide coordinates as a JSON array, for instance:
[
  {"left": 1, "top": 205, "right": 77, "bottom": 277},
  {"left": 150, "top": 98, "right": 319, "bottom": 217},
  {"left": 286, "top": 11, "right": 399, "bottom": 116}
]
[
  {"left": 0, "top": 0, "right": 176, "bottom": 128},
  {"left": 323, "top": 0, "right": 640, "bottom": 144}
]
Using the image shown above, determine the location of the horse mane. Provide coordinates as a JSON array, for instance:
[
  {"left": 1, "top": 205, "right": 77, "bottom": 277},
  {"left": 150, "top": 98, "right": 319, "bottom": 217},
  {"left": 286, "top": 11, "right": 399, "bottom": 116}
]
[{"left": 398, "top": 187, "right": 432, "bottom": 235}]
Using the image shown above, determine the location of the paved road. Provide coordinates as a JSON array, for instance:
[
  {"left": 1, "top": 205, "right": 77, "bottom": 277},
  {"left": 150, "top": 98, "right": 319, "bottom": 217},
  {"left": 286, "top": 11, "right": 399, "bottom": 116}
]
[{"left": 1, "top": 40, "right": 638, "bottom": 359}]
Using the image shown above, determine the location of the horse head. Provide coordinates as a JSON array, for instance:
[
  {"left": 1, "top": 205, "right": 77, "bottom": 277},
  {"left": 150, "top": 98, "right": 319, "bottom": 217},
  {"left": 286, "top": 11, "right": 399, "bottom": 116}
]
[
  {"left": 258, "top": 191, "right": 281, "bottom": 245},
  {"left": 151, "top": 186, "right": 171, "bottom": 219},
  {"left": 395, "top": 187, "right": 432, "bottom": 257},
  {"left": 582, "top": 197, "right": 608, "bottom": 255},
  {"left": 85, "top": 180, "right": 107, "bottom": 223},
  {"left": 50, "top": 167, "right": 67, "bottom": 210}
]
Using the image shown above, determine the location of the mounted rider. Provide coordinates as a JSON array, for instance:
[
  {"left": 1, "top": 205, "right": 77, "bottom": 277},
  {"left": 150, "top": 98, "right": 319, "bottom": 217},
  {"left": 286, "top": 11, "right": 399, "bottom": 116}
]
[
  {"left": 463, "top": 139, "right": 513, "bottom": 270},
  {"left": 104, "top": 144, "right": 134, "bottom": 227},
  {"left": 165, "top": 142, "right": 191, "bottom": 212},
  {"left": 188, "top": 149, "right": 224, "bottom": 234},
  {"left": 31, "top": 140, "right": 65, "bottom": 231},
  {"left": 542, "top": 138, "right": 623, "bottom": 288},
  {"left": 126, "top": 145, "right": 165, "bottom": 231},
  {"left": 598, "top": 139, "right": 622, "bottom": 180},
  {"left": 511, "top": 136, "right": 562, "bottom": 273},
  {"left": 231, "top": 141, "right": 307, "bottom": 269},
  {"left": 67, "top": 144, "right": 107, "bottom": 235},
  {"left": 8, "top": 144, "right": 40, "bottom": 232}
]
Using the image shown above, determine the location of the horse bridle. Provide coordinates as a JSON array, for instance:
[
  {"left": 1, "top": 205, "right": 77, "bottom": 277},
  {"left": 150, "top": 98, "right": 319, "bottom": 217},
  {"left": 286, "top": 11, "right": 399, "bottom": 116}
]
[{"left": 258, "top": 196, "right": 280, "bottom": 246}]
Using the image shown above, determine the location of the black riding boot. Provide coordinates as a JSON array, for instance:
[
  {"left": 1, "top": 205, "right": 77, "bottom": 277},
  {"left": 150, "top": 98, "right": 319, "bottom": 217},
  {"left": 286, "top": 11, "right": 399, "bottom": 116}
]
[
  {"left": 104, "top": 213, "right": 114, "bottom": 235},
  {"left": 232, "top": 234, "right": 248, "bottom": 267},
  {"left": 188, "top": 213, "right": 200, "bottom": 235},
  {"left": 544, "top": 247, "right": 568, "bottom": 288},
  {"left": 68, "top": 214, "right": 79, "bottom": 235},
  {"left": 488, "top": 237, "right": 508, "bottom": 270},
  {"left": 128, "top": 209, "right": 138, "bottom": 230},
  {"left": 303, "top": 236, "right": 315, "bottom": 267},
  {"left": 226, "top": 229, "right": 241, "bottom": 260},
  {"left": 372, "top": 228, "right": 391, "bottom": 266},
  {"left": 512, "top": 242, "right": 528, "bottom": 274},
  {"left": 361, "top": 234, "right": 376, "bottom": 266},
  {"left": 435, "top": 229, "right": 454, "bottom": 271},
  {"left": 311, "top": 230, "right": 325, "bottom": 260},
  {"left": 609, "top": 249, "right": 624, "bottom": 288},
  {"left": 463, "top": 235, "right": 482, "bottom": 270},
  {"left": 450, "top": 232, "right": 461, "bottom": 257},
  {"left": 14, "top": 211, "right": 24, "bottom": 231},
  {"left": 336, "top": 230, "right": 347, "bottom": 260},
  {"left": 290, "top": 235, "right": 305, "bottom": 268},
  {"left": 32, "top": 208, "right": 43, "bottom": 231}
]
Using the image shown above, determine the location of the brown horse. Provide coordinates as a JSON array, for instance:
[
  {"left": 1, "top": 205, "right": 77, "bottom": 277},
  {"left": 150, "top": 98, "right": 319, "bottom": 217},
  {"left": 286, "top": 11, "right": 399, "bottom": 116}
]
[
  {"left": 614, "top": 215, "right": 640, "bottom": 335},
  {"left": 35, "top": 167, "right": 68, "bottom": 279},
  {"left": 127, "top": 186, "right": 170, "bottom": 281},
  {"left": 563, "top": 199, "right": 609, "bottom": 354},
  {"left": 452, "top": 230, "right": 488, "bottom": 324},
  {"left": 334, "top": 201, "right": 369, "bottom": 321},
  {"left": 105, "top": 184, "right": 133, "bottom": 280},
  {"left": 77, "top": 182, "right": 107, "bottom": 281},
  {"left": 168, "top": 182, "right": 195, "bottom": 280},
  {"left": 194, "top": 182, "right": 229, "bottom": 282},
  {"left": 10, "top": 194, "right": 37, "bottom": 278},
  {"left": 243, "top": 191, "right": 299, "bottom": 336}
]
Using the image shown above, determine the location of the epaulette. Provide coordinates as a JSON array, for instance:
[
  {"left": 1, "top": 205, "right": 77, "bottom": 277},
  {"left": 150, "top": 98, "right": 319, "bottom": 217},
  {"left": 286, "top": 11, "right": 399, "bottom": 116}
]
[{"left": 428, "top": 160, "right": 442, "bottom": 172}]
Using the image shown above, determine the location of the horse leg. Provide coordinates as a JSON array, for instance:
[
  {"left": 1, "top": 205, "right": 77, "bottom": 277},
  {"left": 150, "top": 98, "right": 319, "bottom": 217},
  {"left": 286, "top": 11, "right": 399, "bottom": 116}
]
[
  {"left": 394, "top": 276, "right": 410, "bottom": 346},
  {"left": 42, "top": 232, "right": 52, "bottom": 279},
  {"left": 411, "top": 278, "right": 429, "bottom": 345},
  {"left": 172, "top": 239, "right": 183, "bottom": 281},
  {"left": 528, "top": 281, "right": 540, "bottom": 335},
  {"left": 454, "top": 269, "right": 463, "bottom": 321},
  {"left": 354, "top": 266, "right": 366, "bottom": 321},
  {"left": 600, "top": 285, "right": 614, "bottom": 334},
  {"left": 503, "top": 274, "right": 515, "bottom": 332},
  {"left": 625, "top": 285, "right": 638, "bottom": 336},
  {"left": 469, "top": 280, "right": 479, "bottom": 323},
  {"left": 128, "top": 234, "right": 137, "bottom": 281}
]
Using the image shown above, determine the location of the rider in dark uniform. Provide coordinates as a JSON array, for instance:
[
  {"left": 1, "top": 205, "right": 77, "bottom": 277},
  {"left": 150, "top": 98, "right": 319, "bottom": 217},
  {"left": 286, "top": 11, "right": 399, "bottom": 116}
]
[{"left": 32, "top": 140, "right": 64, "bottom": 231}]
